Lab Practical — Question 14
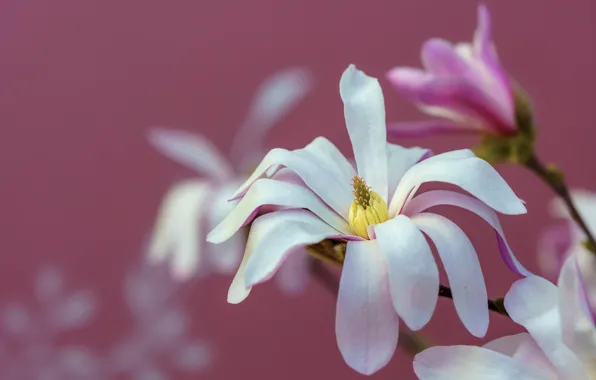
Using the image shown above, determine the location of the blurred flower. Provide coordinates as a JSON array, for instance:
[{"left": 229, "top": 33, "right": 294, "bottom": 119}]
[
  {"left": 147, "top": 67, "right": 313, "bottom": 282},
  {"left": 413, "top": 252, "right": 596, "bottom": 380},
  {"left": 386, "top": 5, "right": 517, "bottom": 137},
  {"left": 107, "top": 263, "right": 212, "bottom": 380},
  {"left": 539, "top": 189, "right": 596, "bottom": 316},
  {"left": 208, "top": 65, "right": 528, "bottom": 375},
  {"left": 0, "top": 266, "right": 101, "bottom": 380}
]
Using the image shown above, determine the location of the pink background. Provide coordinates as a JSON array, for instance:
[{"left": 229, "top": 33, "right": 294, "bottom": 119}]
[{"left": 1, "top": 0, "right": 595, "bottom": 378}]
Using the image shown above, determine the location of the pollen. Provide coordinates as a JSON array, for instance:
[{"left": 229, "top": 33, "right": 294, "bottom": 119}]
[{"left": 348, "top": 176, "right": 389, "bottom": 239}]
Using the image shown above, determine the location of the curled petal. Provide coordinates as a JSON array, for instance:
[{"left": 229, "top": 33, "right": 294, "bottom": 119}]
[
  {"left": 244, "top": 210, "right": 341, "bottom": 288},
  {"left": 336, "top": 240, "right": 398, "bottom": 375},
  {"left": 404, "top": 190, "right": 530, "bottom": 276},
  {"left": 207, "top": 178, "right": 350, "bottom": 244},
  {"left": 413, "top": 213, "right": 488, "bottom": 337}
]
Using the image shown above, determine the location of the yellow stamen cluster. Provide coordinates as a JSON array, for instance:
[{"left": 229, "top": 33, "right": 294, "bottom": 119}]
[{"left": 348, "top": 176, "right": 388, "bottom": 239}]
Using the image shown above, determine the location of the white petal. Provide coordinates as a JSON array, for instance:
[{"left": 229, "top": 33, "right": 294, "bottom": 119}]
[
  {"left": 413, "top": 213, "right": 489, "bottom": 337},
  {"left": 389, "top": 153, "right": 526, "bottom": 217},
  {"left": 374, "top": 215, "right": 439, "bottom": 331},
  {"left": 230, "top": 67, "right": 313, "bottom": 170},
  {"left": 230, "top": 147, "right": 353, "bottom": 218},
  {"left": 414, "top": 345, "right": 546, "bottom": 380},
  {"left": 244, "top": 210, "right": 340, "bottom": 288},
  {"left": 275, "top": 251, "right": 311, "bottom": 295},
  {"left": 386, "top": 144, "right": 430, "bottom": 197},
  {"left": 148, "top": 128, "right": 234, "bottom": 181},
  {"left": 336, "top": 240, "right": 398, "bottom": 375},
  {"left": 557, "top": 253, "right": 596, "bottom": 367},
  {"left": 339, "top": 64, "right": 388, "bottom": 200},
  {"left": 148, "top": 181, "right": 211, "bottom": 280},
  {"left": 404, "top": 190, "right": 531, "bottom": 276},
  {"left": 206, "top": 182, "right": 245, "bottom": 273},
  {"left": 298, "top": 137, "right": 356, "bottom": 186},
  {"left": 207, "top": 178, "right": 350, "bottom": 244},
  {"left": 504, "top": 276, "right": 589, "bottom": 379},
  {"left": 483, "top": 333, "right": 528, "bottom": 356}
]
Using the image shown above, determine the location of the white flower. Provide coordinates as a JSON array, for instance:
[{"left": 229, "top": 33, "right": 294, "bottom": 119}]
[
  {"left": 414, "top": 250, "right": 596, "bottom": 379},
  {"left": 147, "top": 67, "right": 313, "bottom": 281},
  {"left": 208, "top": 64, "right": 528, "bottom": 375}
]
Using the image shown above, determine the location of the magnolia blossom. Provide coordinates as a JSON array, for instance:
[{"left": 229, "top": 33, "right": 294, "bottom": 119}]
[
  {"left": 414, "top": 250, "right": 596, "bottom": 380},
  {"left": 208, "top": 64, "right": 528, "bottom": 375},
  {"left": 539, "top": 189, "right": 596, "bottom": 315},
  {"left": 386, "top": 5, "right": 516, "bottom": 137},
  {"left": 147, "top": 68, "right": 312, "bottom": 286}
]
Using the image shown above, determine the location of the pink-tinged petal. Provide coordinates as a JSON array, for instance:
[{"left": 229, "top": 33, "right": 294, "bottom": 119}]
[
  {"left": 374, "top": 215, "right": 439, "bottom": 331},
  {"left": 148, "top": 181, "right": 211, "bottom": 280},
  {"left": 482, "top": 333, "right": 528, "bottom": 356},
  {"left": 557, "top": 252, "right": 596, "bottom": 364},
  {"left": 339, "top": 65, "right": 388, "bottom": 200},
  {"left": 422, "top": 38, "right": 471, "bottom": 76},
  {"left": 244, "top": 210, "right": 341, "bottom": 288},
  {"left": 387, "top": 68, "right": 512, "bottom": 134},
  {"left": 230, "top": 147, "right": 352, "bottom": 219},
  {"left": 404, "top": 190, "right": 531, "bottom": 276},
  {"left": 414, "top": 345, "right": 545, "bottom": 380},
  {"left": 504, "top": 276, "right": 589, "bottom": 380},
  {"left": 537, "top": 222, "right": 573, "bottom": 279},
  {"left": 275, "top": 250, "right": 310, "bottom": 296},
  {"left": 230, "top": 67, "right": 313, "bottom": 171},
  {"left": 336, "top": 240, "right": 398, "bottom": 375},
  {"left": 298, "top": 137, "right": 356, "bottom": 186},
  {"left": 386, "top": 144, "right": 430, "bottom": 197},
  {"left": 387, "top": 120, "right": 478, "bottom": 139},
  {"left": 389, "top": 153, "right": 526, "bottom": 217},
  {"left": 148, "top": 128, "right": 234, "bottom": 181},
  {"left": 413, "top": 213, "right": 488, "bottom": 337},
  {"left": 208, "top": 179, "right": 350, "bottom": 244},
  {"left": 206, "top": 182, "right": 244, "bottom": 274}
]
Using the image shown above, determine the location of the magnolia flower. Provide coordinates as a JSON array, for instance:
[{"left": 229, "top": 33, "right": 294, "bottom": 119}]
[
  {"left": 414, "top": 251, "right": 596, "bottom": 379},
  {"left": 147, "top": 68, "right": 313, "bottom": 283},
  {"left": 386, "top": 5, "right": 516, "bottom": 137},
  {"left": 208, "top": 64, "right": 528, "bottom": 375},
  {"left": 539, "top": 189, "right": 596, "bottom": 315}
]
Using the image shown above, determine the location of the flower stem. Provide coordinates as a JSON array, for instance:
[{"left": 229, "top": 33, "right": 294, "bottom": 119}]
[
  {"left": 438, "top": 285, "right": 509, "bottom": 317},
  {"left": 309, "top": 259, "right": 430, "bottom": 355},
  {"left": 524, "top": 154, "right": 596, "bottom": 254}
]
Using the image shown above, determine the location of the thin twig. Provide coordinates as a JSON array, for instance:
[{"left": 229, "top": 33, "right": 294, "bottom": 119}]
[
  {"left": 525, "top": 154, "right": 596, "bottom": 254},
  {"left": 438, "top": 285, "right": 509, "bottom": 317}
]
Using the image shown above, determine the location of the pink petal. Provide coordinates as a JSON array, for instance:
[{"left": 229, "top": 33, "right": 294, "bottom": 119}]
[
  {"left": 504, "top": 276, "right": 589, "bottom": 379},
  {"left": 244, "top": 210, "right": 341, "bottom": 288},
  {"left": 413, "top": 213, "right": 489, "bottom": 337},
  {"left": 336, "top": 240, "right": 398, "bottom": 375},
  {"left": 414, "top": 345, "right": 545, "bottom": 380},
  {"left": 404, "top": 190, "right": 531, "bottom": 276},
  {"left": 422, "top": 38, "right": 471, "bottom": 76},
  {"left": 230, "top": 147, "right": 352, "bottom": 219},
  {"left": 148, "top": 128, "right": 234, "bottom": 181},
  {"left": 339, "top": 65, "right": 388, "bottom": 200},
  {"left": 374, "top": 215, "right": 439, "bottom": 331}
]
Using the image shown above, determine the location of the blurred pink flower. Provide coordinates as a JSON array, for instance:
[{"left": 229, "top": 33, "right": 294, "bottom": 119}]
[
  {"left": 147, "top": 67, "right": 313, "bottom": 284},
  {"left": 414, "top": 252, "right": 596, "bottom": 380},
  {"left": 208, "top": 65, "right": 527, "bottom": 375},
  {"left": 539, "top": 189, "right": 596, "bottom": 317},
  {"left": 386, "top": 5, "right": 516, "bottom": 137}
]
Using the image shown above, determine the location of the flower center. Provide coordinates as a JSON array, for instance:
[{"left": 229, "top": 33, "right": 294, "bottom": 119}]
[{"left": 348, "top": 176, "right": 388, "bottom": 239}]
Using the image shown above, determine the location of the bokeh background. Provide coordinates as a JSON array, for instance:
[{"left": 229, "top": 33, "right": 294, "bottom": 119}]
[{"left": 0, "top": 0, "right": 595, "bottom": 378}]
